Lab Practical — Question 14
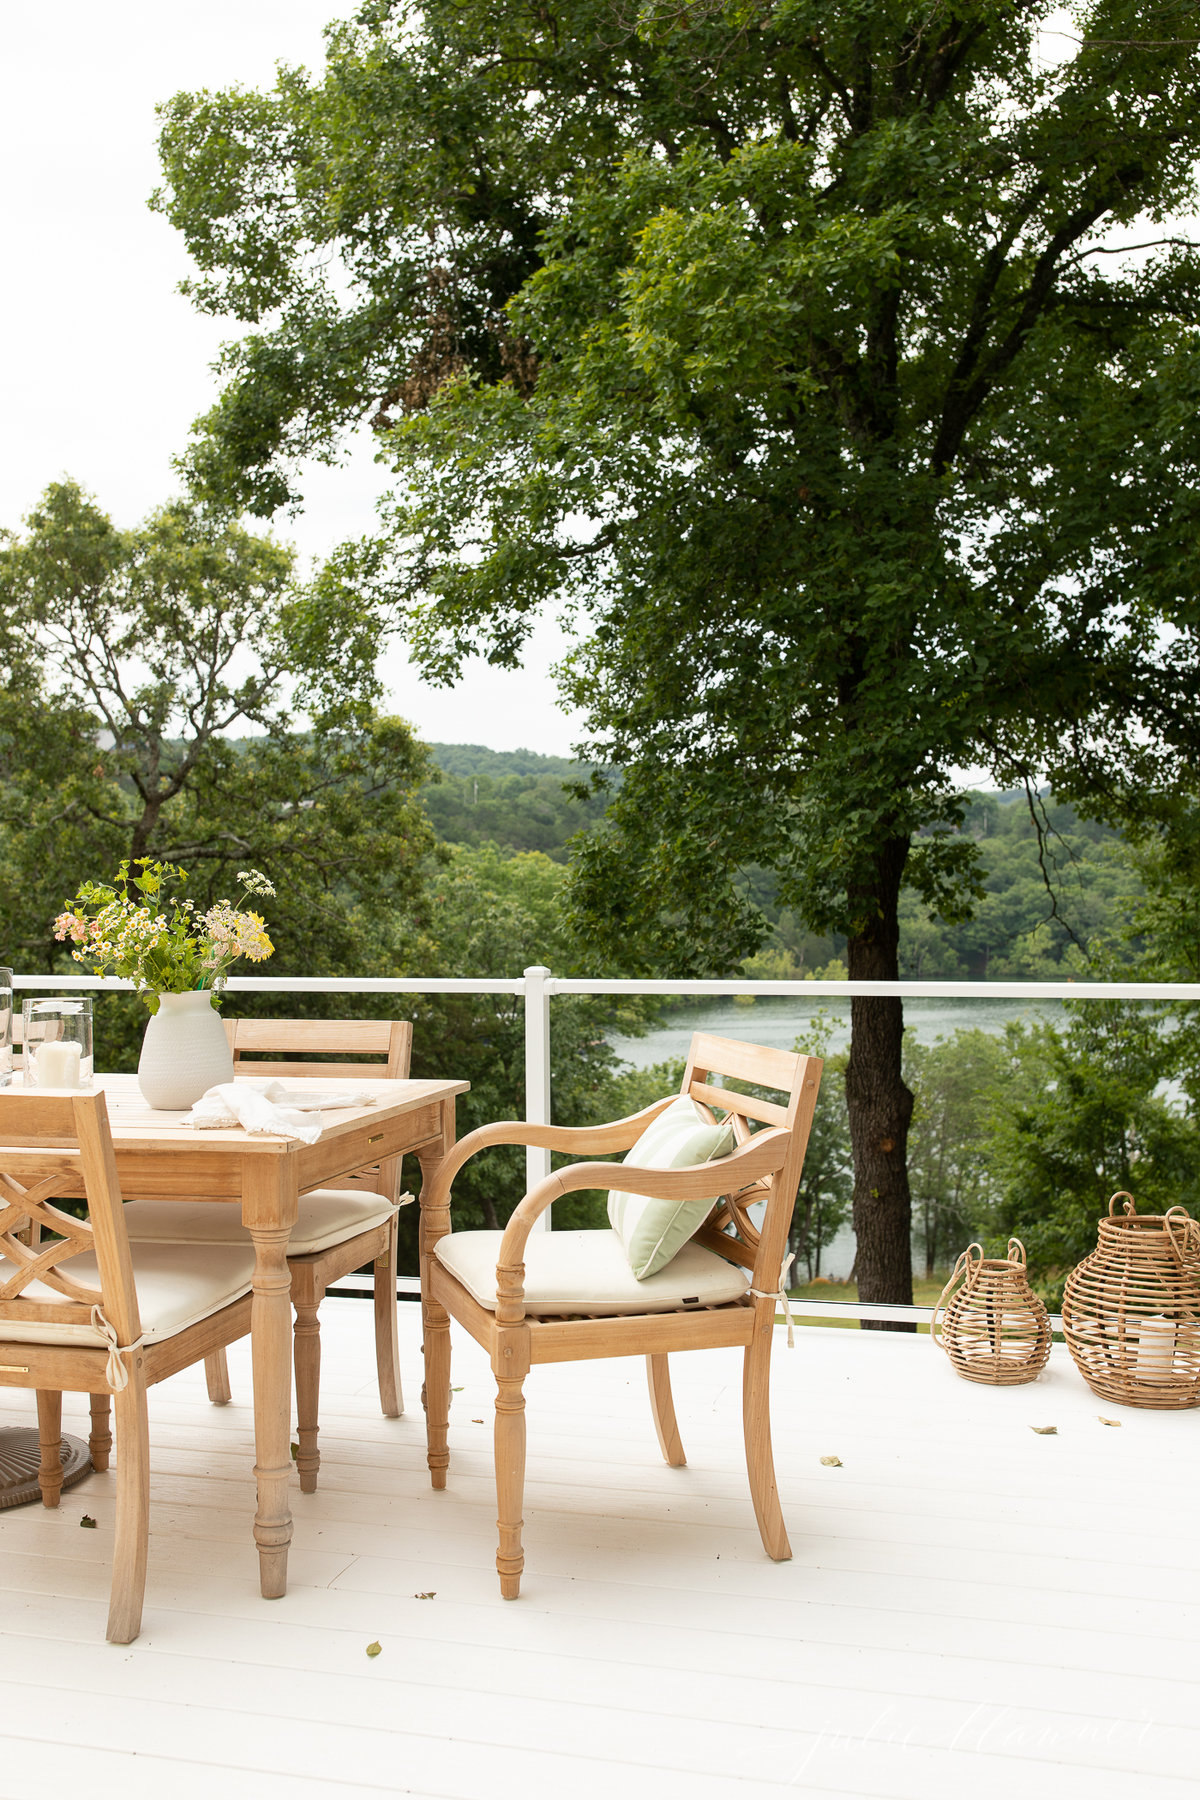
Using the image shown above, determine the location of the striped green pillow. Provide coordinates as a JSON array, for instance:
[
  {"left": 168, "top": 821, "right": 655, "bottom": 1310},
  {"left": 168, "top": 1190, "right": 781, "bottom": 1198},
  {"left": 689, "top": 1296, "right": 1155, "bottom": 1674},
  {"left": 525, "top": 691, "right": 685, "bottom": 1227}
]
[{"left": 608, "top": 1095, "right": 736, "bottom": 1279}]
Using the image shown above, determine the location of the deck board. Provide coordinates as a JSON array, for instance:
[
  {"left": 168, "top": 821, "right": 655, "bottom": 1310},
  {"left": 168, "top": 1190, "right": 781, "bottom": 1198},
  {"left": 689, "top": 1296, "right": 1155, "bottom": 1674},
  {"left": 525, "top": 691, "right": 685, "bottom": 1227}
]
[{"left": 0, "top": 1300, "right": 1197, "bottom": 1797}]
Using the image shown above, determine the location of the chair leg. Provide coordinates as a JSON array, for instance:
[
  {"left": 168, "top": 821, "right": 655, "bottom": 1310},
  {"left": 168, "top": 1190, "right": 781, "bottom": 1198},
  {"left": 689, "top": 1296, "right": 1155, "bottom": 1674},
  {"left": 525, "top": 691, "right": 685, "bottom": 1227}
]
[
  {"left": 494, "top": 1366, "right": 528, "bottom": 1599},
  {"left": 204, "top": 1350, "right": 232, "bottom": 1405},
  {"left": 423, "top": 1302, "right": 451, "bottom": 1489},
  {"left": 743, "top": 1308, "right": 791, "bottom": 1561},
  {"left": 35, "top": 1390, "right": 64, "bottom": 1508},
  {"left": 374, "top": 1217, "right": 403, "bottom": 1418},
  {"left": 107, "top": 1370, "right": 150, "bottom": 1645},
  {"left": 88, "top": 1393, "right": 112, "bottom": 1473},
  {"left": 647, "top": 1353, "right": 686, "bottom": 1466},
  {"left": 292, "top": 1269, "right": 323, "bottom": 1494}
]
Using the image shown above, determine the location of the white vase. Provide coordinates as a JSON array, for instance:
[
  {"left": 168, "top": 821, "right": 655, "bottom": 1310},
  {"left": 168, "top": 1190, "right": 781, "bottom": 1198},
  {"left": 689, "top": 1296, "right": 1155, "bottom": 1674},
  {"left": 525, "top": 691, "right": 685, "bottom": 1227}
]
[{"left": 137, "top": 990, "right": 235, "bottom": 1110}]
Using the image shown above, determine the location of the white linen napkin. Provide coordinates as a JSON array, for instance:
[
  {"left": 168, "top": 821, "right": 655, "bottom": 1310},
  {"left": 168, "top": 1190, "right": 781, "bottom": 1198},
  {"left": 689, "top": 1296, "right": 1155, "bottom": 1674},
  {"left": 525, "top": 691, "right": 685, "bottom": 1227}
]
[{"left": 186, "top": 1079, "right": 378, "bottom": 1143}]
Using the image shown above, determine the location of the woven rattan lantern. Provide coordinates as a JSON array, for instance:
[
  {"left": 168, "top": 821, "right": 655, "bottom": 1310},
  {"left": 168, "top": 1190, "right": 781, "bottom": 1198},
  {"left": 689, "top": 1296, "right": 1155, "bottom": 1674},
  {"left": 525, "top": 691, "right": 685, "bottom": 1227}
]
[
  {"left": 932, "top": 1239, "right": 1051, "bottom": 1385},
  {"left": 1062, "top": 1193, "right": 1200, "bottom": 1410}
]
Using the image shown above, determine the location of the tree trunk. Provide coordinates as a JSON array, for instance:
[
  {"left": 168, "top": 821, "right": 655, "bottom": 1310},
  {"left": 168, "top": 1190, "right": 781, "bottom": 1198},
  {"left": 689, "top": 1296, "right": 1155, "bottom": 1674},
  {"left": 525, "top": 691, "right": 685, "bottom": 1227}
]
[{"left": 844, "top": 835, "right": 915, "bottom": 1332}]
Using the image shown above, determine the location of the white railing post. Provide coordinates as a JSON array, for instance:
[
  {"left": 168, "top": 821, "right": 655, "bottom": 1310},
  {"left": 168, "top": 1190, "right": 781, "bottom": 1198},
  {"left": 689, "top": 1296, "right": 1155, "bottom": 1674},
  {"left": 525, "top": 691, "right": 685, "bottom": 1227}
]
[{"left": 523, "top": 965, "right": 552, "bottom": 1229}]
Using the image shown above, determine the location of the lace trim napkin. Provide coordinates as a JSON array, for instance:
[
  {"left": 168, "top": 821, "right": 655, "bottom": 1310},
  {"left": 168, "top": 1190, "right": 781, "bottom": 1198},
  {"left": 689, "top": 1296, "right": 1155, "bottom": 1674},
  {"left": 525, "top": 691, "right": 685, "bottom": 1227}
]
[{"left": 186, "top": 1079, "right": 379, "bottom": 1143}]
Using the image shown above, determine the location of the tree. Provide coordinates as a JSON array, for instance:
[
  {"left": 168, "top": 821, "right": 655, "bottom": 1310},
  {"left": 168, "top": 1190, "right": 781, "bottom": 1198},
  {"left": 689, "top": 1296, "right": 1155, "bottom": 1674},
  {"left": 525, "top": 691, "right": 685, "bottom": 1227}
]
[
  {"left": 985, "top": 1003, "right": 1200, "bottom": 1302},
  {"left": 153, "top": 0, "right": 1200, "bottom": 1307},
  {"left": 0, "top": 481, "right": 439, "bottom": 1013},
  {"left": 904, "top": 1029, "right": 1008, "bottom": 1277}
]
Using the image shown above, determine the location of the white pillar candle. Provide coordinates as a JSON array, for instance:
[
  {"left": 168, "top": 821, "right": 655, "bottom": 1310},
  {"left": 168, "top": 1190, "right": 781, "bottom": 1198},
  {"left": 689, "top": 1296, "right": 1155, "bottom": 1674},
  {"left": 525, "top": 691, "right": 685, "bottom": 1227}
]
[
  {"left": 1134, "top": 1316, "right": 1177, "bottom": 1382},
  {"left": 35, "top": 1039, "right": 82, "bottom": 1088}
]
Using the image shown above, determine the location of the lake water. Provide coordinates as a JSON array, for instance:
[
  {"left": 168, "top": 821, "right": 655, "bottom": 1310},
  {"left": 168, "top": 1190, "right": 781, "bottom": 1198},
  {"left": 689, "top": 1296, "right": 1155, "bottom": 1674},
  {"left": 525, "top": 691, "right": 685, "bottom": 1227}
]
[
  {"left": 609, "top": 992, "right": 1065, "bottom": 1068},
  {"left": 608, "top": 992, "right": 1067, "bottom": 1282}
]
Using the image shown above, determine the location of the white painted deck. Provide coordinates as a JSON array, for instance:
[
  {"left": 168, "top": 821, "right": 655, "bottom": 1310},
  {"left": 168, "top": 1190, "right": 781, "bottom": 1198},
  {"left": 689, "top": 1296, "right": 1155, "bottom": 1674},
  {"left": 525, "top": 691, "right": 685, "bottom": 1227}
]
[{"left": 0, "top": 1300, "right": 1196, "bottom": 1799}]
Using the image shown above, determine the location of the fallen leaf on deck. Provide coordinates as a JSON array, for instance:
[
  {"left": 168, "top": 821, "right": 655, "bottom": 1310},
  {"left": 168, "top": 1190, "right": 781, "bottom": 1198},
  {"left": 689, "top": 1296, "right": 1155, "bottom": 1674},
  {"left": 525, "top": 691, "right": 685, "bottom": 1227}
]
[
  {"left": 451, "top": 1386, "right": 464, "bottom": 1392},
  {"left": 414, "top": 1592, "right": 436, "bottom": 1600},
  {"left": 79, "top": 1514, "right": 96, "bottom": 1529},
  {"left": 471, "top": 1417, "right": 484, "bottom": 1424},
  {"left": 365, "top": 1641, "right": 382, "bottom": 1658},
  {"left": 1030, "top": 1425, "right": 1058, "bottom": 1435},
  {"left": 819, "top": 1455, "right": 843, "bottom": 1467},
  {"left": 1098, "top": 1416, "right": 1122, "bottom": 1427}
]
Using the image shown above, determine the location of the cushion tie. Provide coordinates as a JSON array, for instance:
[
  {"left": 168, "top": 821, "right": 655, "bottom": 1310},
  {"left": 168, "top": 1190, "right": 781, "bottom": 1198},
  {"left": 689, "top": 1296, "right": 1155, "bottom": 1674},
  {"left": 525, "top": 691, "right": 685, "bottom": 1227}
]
[
  {"left": 89, "top": 1306, "right": 144, "bottom": 1393},
  {"left": 749, "top": 1251, "right": 797, "bottom": 1349}
]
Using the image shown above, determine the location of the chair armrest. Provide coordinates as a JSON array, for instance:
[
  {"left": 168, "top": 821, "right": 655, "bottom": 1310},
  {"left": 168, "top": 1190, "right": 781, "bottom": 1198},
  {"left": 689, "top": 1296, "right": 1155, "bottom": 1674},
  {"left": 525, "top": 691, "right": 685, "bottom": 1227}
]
[
  {"left": 419, "top": 1096, "right": 677, "bottom": 1217},
  {"left": 490, "top": 1127, "right": 791, "bottom": 1322}
]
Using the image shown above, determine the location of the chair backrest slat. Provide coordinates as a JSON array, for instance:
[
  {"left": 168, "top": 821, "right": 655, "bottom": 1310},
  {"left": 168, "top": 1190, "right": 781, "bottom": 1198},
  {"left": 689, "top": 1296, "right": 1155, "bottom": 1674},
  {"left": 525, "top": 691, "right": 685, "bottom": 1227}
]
[
  {"left": 689, "top": 1080, "right": 790, "bottom": 1130},
  {"left": 225, "top": 1019, "right": 409, "bottom": 1064},
  {"left": 687, "top": 1033, "right": 802, "bottom": 1097},
  {"left": 224, "top": 1059, "right": 396, "bottom": 1082}
]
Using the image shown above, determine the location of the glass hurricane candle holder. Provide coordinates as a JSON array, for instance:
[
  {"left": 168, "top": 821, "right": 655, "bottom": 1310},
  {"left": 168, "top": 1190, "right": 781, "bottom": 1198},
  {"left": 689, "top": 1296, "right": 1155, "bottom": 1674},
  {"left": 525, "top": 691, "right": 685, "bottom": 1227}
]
[
  {"left": 22, "top": 996, "right": 93, "bottom": 1091},
  {"left": 0, "top": 968, "right": 11, "bottom": 1088}
]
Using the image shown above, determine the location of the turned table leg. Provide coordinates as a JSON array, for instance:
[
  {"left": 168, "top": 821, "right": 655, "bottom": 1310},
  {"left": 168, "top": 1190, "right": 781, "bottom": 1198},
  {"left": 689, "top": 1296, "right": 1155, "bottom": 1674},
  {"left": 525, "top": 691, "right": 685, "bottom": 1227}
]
[
  {"left": 243, "top": 1158, "right": 298, "bottom": 1599},
  {"left": 418, "top": 1100, "right": 456, "bottom": 1490}
]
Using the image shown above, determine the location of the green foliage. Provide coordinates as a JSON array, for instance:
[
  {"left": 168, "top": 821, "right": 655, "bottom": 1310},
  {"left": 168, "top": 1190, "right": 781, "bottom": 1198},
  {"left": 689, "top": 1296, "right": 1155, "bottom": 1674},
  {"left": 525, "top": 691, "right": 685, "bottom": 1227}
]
[
  {"left": 55, "top": 861, "right": 275, "bottom": 1011},
  {"left": 904, "top": 1029, "right": 1009, "bottom": 1278},
  {"left": 420, "top": 748, "right": 610, "bottom": 862},
  {"left": 895, "top": 1007, "right": 1200, "bottom": 1304},
  {"left": 0, "top": 480, "right": 442, "bottom": 1076},
  {"left": 900, "top": 797, "right": 1142, "bottom": 981},
  {"left": 427, "top": 745, "right": 585, "bottom": 781},
  {"left": 787, "top": 1016, "right": 853, "bottom": 1279},
  {"left": 983, "top": 1005, "right": 1200, "bottom": 1302},
  {"left": 738, "top": 793, "right": 1144, "bottom": 979},
  {"left": 0, "top": 481, "right": 440, "bottom": 998}
]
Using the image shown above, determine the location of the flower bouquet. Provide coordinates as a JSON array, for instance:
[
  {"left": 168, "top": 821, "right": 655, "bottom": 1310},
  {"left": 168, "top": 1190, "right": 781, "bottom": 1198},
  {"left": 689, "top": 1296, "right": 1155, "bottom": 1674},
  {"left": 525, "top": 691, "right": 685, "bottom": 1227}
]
[
  {"left": 54, "top": 860, "right": 276, "bottom": 1108},
  {"left": 54, "top": 860, "right": 275, "bottom": 1011}
]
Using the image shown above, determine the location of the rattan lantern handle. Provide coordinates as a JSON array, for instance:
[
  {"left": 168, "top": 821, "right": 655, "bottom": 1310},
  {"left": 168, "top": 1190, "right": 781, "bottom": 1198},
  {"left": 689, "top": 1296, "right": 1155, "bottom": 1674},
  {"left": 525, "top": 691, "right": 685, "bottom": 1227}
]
[
  {"left": 930, "top": 1244, "right": 983, "bottom": 1354},
  {"left": 1007, "top": 1237, "right": 1027, "bottom": 1267},
  {"left": 1164, "top": 1206, "right": 1200, "bottom": 1270},
  {"left": 1108, "top": 1191, "right": 1138, "bottom": 1217}
]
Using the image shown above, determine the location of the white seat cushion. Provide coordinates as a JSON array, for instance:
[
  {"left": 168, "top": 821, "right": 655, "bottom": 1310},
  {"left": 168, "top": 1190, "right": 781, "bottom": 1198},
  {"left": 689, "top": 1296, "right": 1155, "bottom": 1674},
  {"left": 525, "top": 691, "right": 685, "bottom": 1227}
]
[
  {"left": 120, "top": 1189, "right": 396, "bottom": 1256},
  {"left": 0, "top": 1242, "right": 256, "bottom": 1348},
  {"left": 434, "top": 1228, "right": 750, "bottom": 1316}
]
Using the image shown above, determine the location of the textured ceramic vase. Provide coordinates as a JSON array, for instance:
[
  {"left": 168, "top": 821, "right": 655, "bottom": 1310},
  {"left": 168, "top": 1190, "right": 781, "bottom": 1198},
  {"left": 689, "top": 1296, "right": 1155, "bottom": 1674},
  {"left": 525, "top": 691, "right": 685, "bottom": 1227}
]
[{"left": 137, "top": 989, "right": 235, "bottom": 1110}]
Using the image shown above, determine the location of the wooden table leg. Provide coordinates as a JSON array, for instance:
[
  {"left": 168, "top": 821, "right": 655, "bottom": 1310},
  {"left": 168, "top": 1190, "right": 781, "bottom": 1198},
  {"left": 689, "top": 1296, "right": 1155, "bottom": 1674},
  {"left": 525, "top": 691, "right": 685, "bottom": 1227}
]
[
  {"left": 418, "top": 1098, "right": 456, "bottom": 1489},
  {"left": 242, "top": 1157, "right": 298, "bottom": 1599}
]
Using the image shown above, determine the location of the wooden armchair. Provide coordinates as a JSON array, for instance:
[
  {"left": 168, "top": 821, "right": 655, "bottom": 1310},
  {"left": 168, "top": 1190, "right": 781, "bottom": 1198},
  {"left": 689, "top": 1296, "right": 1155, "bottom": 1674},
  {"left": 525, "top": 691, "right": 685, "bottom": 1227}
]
[
  {"left": 420, "top": 1033, "right": 822, "bottom": 1597},
  {"left": 0, "top": 1092, "right": 255, "bottom": 1642},
  {"left": 120, "top": 1017, "right": 412, "bottom": 1491}
]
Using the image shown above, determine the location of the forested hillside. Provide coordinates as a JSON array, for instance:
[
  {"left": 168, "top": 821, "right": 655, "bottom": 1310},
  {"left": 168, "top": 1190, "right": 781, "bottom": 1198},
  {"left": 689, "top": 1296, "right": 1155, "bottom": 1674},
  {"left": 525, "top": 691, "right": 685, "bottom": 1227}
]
[
  {"left": 747, "top": 794, "right": 1141, "bottom": 981},
  {"left": 420, "top": 744, "right": 608, "bottom": 861},
  {"left": 423, "top": 749, "right": 1141, "bottom": 978}
]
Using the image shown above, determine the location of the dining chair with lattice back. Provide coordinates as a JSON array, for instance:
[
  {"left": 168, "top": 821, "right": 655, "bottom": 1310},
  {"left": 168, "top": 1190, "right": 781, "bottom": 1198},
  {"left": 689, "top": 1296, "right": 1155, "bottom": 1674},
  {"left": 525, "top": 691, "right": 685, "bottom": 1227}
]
[
  {"left": 420, "top": 1032, "right": 822, "bottom": 1597},
  {"left": 117, "top": 1017, "right": 412, "bottom": 1492},
  {"left": 0, "top": 1090, "right": 257, "bottom": 1641}
]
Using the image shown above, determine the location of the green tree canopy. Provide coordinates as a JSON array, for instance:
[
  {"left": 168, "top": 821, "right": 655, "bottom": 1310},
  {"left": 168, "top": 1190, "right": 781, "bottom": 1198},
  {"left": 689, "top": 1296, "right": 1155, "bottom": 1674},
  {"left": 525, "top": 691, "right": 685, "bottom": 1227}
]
[
  {"left": 153, "top": 0, "right": 1200, "bottom": 1306},
  {"left": 0, "top": 480, "right": 438, "bottom": 985}
]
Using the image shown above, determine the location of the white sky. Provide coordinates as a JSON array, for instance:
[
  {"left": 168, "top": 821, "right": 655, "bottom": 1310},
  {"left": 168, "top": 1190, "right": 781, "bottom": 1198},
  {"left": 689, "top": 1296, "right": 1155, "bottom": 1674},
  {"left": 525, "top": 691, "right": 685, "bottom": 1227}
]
[{"left": 1, "top": 0, "right": 584, "bottom": 757}]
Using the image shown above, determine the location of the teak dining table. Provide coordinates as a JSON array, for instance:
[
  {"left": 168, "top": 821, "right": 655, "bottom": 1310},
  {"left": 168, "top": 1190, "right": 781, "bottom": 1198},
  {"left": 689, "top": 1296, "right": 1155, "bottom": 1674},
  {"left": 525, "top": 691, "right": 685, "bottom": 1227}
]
[{"left": 94, "top": 1071, "right": 468, "bottom": 1598}]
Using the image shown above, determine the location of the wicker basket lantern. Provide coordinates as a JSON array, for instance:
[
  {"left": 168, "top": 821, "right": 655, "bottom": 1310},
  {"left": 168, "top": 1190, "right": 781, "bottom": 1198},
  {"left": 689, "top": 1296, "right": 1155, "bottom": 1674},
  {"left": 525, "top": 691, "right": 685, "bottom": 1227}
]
[
  {"left": 1062, "top": 1193, "right": 1200, "bottom": 1410},
  {"left": 932, "top": 1239, "right": 1052, "bottom": 1385}
]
